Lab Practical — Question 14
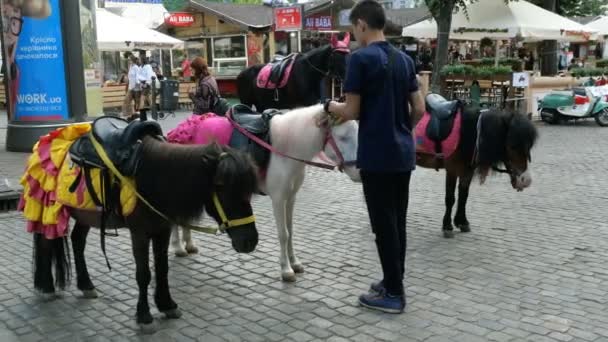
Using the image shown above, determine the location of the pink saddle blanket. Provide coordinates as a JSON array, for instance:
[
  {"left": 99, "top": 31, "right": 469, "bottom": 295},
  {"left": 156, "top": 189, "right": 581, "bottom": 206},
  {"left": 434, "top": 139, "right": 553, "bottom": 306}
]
[
  {"left": 415, "top": 111, "right": 462, "bottom": 159},
  {"left": 166, "top": 113, "right": 270, "bottom": 180},
  {"left": 256, "top": 60, "right": 295, "bottom": 89},
  {"left": 166, "top": 113, "right": 233, "bottom": 146}
]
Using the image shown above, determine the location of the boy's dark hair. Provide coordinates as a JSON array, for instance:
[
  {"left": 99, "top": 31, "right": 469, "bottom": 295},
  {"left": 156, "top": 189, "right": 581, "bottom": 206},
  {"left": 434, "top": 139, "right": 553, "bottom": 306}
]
[{"left": 349, "top": 0, "right": 386, "bottom": 30}]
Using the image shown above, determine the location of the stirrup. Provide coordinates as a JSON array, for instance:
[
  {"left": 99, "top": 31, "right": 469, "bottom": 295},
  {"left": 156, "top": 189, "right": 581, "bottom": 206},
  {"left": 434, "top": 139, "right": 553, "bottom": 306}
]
[{"left": 274, "top": 89, "right": 279, "bottom": 102}]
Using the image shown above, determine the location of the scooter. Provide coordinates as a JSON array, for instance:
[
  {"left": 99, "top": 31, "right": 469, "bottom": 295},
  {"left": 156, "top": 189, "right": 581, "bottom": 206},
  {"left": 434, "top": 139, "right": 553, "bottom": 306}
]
[{"left": 538, "top": 87, "right": 608, "bottom": 126}]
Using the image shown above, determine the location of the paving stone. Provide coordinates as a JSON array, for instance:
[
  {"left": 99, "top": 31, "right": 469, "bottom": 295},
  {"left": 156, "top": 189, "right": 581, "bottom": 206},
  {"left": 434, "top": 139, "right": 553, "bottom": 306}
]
[{"left": 0, "top": 118, "right": 607, "bottom": 341}]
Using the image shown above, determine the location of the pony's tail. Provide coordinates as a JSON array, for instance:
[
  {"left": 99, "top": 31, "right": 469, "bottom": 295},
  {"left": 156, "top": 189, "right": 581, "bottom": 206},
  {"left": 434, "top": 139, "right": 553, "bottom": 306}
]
[{"left": 33, "top": 233, "right": 71, "bottom": 292}]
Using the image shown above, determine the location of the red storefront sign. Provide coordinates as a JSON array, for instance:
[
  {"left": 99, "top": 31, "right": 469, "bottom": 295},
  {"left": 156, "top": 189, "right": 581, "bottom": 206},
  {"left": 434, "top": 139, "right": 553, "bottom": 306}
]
[
  {"left": 304, "top": 15, "right": 333, "bottom": 31},
  {"left": 164, "top": 12, "right": 195, "bottom": 27},
  {"left": 274, "top": 6, "right": 303, "bottom": 31}
]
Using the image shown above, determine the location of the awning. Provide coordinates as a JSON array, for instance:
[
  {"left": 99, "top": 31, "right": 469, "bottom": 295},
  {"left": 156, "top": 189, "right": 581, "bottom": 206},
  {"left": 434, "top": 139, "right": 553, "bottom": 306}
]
[
  {"left": 96, "top": 8, "right": 184, "bottom": 51},
  {"left": 403, "top": 0, "right": 597, "bottom": 42}
]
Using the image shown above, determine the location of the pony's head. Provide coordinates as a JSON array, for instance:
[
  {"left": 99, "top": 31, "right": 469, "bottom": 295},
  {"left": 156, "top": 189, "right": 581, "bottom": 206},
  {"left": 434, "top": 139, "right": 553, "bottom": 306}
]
[
  {"left": 203, "top": 144, "right": 259, "bottom": 253},
  {"left": 317, "top": 108, "right": 360, "bottom": 182},
  {"left": 328, "top": 33, "right": 351, "bottom": 80},
  {"left": 476, "top": 110, "right": 538, "bottom": 191}
]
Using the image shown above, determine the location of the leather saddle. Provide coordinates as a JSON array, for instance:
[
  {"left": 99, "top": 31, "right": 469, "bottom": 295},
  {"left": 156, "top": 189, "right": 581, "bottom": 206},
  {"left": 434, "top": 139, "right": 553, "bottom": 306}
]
[
  {"left": 266, "top": 53, "right": 297, "bottom": 89},
  {"left": 228, "top": 104, "right": 283, "bottom": 171},
  {"left": 69, "top": 116, "right": 164, "bottom": 177},
  {"left": 425, "top": 93, "right": 460, "bottom": 144}
]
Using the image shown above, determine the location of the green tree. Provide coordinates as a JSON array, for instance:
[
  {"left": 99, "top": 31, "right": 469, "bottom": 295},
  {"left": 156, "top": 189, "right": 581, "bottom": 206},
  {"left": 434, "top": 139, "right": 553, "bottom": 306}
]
[
  {"left": 530, "top": 0, "right": 608, "bottom": 16},
  {"left": 163, "top": 0, "right": 187, "bottom": 12}
]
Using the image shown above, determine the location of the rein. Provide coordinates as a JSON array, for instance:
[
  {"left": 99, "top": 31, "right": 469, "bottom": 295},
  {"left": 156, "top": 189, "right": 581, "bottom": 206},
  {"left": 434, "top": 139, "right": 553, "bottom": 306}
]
[
  {"left": 89, "top": 134, "right": 255, "bottom": 235},
  {"left": 226, "top": 111, "right": 348, "bottom": 171}
]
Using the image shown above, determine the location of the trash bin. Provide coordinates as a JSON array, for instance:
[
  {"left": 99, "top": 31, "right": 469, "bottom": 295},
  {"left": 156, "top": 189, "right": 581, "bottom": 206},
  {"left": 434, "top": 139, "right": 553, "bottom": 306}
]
[{"left": 159, "top": 79, "right": 179, "bottom": 112}]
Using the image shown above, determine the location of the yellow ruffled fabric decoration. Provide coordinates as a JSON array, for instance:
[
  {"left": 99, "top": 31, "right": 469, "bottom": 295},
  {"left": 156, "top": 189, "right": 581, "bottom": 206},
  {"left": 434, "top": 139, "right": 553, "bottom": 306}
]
[{"left": 19, "top": 123, "right": 137, "bottom": 239}]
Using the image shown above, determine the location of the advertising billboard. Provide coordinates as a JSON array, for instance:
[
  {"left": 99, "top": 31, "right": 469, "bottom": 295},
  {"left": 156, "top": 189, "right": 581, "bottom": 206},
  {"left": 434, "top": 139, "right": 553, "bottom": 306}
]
[{"left": 1, "top": 0, "right": 69, "bottom": 121}]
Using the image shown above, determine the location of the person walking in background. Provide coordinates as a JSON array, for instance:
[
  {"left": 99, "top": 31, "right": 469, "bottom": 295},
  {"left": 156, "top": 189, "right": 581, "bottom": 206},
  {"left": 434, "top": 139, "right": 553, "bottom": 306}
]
[
  {"left": 138, "top": 56, "right": 155, "bottom": 109},
  {"left": 324, "top": 0, "right": 425, "bottom": 314},
  {"left": 181, "top": 53, "right": 192, "bottom": 81},
  {"left": 122, "top": 56, "right": 141, "bottom": 117}
]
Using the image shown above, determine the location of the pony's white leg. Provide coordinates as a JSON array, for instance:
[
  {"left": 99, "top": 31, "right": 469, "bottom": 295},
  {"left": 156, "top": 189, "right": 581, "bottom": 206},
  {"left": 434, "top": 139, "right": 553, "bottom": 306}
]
[
  {"left": 286, "top": 168, "right": 305, "bottom": 273},
  {"left": 183, "top": 228, "right": 198, "bottom": 254},
  {"left": 271, "top": 196, "right": 295, "bottom": 282},
  {"left": 267, "top": 160, "right": 296, "bottom": 282},
  {"left": 171, "top": 226, "right": 188, "bottom": 257}
]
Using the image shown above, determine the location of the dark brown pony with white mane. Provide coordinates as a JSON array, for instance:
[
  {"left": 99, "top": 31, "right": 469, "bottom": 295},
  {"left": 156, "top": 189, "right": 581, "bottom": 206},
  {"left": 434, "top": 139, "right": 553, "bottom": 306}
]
[
  {"left": 416, "top": 103, "right": 538, "bottom": 238},
  {"left": 33, "top": 138, "right": 259, "bottom": 333}
]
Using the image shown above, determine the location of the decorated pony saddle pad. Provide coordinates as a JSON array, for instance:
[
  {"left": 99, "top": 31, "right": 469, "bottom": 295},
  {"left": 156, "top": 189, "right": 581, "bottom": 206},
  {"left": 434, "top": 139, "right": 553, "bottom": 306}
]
[
  {"left": 19, "top": 123, "right": 137, "bottom": 239},
  {"left": 415, "top": 111, "right": 462, "bottom": 159},
  {"left": 166, "top": 112, "right": 274, "bottom": 176},
  {"left": 256, "top": 54, "right": 296, "bottom": 89}
]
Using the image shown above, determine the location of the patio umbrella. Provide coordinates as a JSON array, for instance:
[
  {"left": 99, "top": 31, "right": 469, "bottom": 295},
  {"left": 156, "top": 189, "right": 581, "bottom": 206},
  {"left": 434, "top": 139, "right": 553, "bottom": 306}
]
[
  {"left": 96, "top": 8, "right": 184, "bottom": 51},
  {"left": 402, "top": 0, "right": 597, "bottom": 42}
]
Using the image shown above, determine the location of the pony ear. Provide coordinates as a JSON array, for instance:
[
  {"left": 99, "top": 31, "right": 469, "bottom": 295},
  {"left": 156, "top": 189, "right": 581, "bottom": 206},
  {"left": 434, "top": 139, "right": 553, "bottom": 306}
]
[
  {"left": 330, "top": 34, "right": 338, "bottom": 48},
  {"left": 342, "top": 32, "right": 351, "bottom": 45}
]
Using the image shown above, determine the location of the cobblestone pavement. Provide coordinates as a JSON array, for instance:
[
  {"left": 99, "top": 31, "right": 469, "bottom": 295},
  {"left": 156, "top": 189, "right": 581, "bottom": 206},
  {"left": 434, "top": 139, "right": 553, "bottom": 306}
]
[{"left": 1, "top": 113, "right": 608, "bottom": 341}]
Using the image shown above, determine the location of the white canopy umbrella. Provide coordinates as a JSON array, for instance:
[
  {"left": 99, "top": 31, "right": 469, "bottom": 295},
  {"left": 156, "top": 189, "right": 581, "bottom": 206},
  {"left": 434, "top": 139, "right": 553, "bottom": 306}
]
[
  {"left": 586, "top": 16, "right": 608, "bottom": 39},
  {"left": 96, "top": 8, "right": 184, "bottom": 51},
  {"left": 403, "top": 0, "right": 597, "bottom": 42}
]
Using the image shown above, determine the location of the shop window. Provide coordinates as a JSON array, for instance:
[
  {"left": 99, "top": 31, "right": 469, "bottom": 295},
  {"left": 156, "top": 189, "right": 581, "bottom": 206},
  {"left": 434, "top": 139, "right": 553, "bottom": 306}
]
[{"left": 212, "top": 35, "right": 247, "bottom": 76}]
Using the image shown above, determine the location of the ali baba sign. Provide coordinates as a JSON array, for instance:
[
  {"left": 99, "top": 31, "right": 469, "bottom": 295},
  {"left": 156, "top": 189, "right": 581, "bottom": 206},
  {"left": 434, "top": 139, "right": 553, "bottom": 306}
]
[
  {"left": 164, "top": 12, "right": 195, "bottom": 27},
  {"left": 305, "top": 15, "right": 333, "bottom": 31}
]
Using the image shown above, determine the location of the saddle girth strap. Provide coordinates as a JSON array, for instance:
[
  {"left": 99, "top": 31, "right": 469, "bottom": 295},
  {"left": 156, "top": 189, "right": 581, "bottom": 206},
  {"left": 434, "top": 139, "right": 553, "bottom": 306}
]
[{"left": 99, "top": 168, "right": 112, "bottom": 271}]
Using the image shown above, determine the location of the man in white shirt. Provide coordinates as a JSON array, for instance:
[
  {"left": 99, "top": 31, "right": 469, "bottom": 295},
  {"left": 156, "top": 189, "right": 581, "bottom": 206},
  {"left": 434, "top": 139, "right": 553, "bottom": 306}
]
[
  {"left": 122, "top": 56, "right": 141, "bottom": 117},
  {"left": 138, "top": 57, "right": 156, "bottom": 108}
]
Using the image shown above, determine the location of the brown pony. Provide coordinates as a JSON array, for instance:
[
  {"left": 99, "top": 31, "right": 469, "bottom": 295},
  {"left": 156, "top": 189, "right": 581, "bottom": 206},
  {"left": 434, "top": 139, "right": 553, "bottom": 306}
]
[
  {"left": 416, "top": 104, "right": 538, "bottom": 238},
  {"left": 32, "top": 138, "right": 259, "bottom": 333}
]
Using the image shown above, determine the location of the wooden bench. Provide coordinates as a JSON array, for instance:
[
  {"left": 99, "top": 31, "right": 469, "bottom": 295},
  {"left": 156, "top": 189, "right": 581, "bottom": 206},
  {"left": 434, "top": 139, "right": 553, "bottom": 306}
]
[
  {"left": 0, "top": 82, "right": 6, "bottom": 108},
  {"left": 179, "top": 82, "right": 194, "bottom": 109},
  {"left": 102, "top": 84, "right": 126, "bottom": 110}
]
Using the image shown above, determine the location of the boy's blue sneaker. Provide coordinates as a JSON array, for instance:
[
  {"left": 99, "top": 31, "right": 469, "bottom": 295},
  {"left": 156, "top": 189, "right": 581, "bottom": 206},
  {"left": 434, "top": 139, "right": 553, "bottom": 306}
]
[{"left": 358, "top": 292, "right": 405, "bottom": 314}]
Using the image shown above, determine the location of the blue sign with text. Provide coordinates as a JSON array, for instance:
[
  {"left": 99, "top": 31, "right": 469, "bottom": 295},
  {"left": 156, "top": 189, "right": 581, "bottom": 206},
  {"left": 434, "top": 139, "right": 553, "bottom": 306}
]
[{"left": 11, "top": 0, "right": 68, "bottom": 121}]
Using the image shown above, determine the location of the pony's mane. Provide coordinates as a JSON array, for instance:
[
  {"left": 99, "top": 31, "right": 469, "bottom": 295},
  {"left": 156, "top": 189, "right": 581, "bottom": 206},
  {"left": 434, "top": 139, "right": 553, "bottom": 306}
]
[
  {"left": 476, "top": 109, "right": 538, "bottom": 168},
  {"left": 279, "top": 104, "right": 324, "bottom": 121},
  {"left": 302, "top": 45, "right": 332, "bottom": 59},
  {"left": 134, "top": 137, "right": 258, "bottom": 223}
]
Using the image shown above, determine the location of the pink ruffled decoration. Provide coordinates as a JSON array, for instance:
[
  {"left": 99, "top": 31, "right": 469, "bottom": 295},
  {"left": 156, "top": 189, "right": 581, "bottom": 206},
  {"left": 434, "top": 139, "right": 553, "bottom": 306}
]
[
  {"left": 167, "top": 114, "right": 233, "bottom": 146},
  {"left": 25, "top": 206, "right": 70, "bottom": 240},
  {"left": 25, "top": 175, "right": 56, "bottom": 207},
  {"left": 37, "top": 140, "right": 59, "bottom": 177}
]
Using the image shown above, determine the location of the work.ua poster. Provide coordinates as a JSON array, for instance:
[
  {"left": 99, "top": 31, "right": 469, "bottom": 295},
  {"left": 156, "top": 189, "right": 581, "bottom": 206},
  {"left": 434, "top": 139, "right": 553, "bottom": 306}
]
[{"left": 3, "top": 0, "right": 69, "bottom": 121}]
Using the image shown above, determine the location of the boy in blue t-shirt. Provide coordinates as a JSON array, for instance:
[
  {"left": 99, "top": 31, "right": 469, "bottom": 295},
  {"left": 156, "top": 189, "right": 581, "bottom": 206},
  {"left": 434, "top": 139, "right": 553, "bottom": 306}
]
[{"left": 325, "top": 0, "right": 424, "bottom": 314}]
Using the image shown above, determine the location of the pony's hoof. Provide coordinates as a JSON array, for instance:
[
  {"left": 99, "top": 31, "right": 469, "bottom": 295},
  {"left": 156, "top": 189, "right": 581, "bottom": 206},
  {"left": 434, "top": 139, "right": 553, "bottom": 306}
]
[
  {"left": 81, "top": 289, "right": 99, "bottom": 299},
  {"left": 138, "top": 321, "right": 157, "bottom": 334},
  {"left": 443, "top": 230, "right": 455, "bottom": 238},
  {"left": 174, "top": 249, "right": 188, "bottom": 258},
  {"left": 458, "top": 224, "right": 471, "bottom": 233},
  {"left": 163, "top": 308, "right": 182, "bottom": 319},
  {"left": 186, "top": 245, "right": 199, "bottom": 254},
  {"left": 281, "top": 271, "right": 297, "bottom": 282},
  {"left": 292, "top": 264, "right": 304, "bottom": 274}
]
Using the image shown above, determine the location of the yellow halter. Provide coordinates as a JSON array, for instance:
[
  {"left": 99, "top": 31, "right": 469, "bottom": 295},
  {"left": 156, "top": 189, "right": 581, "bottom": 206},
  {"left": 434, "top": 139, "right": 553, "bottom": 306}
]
[{"left": 90, "top": 134, "right": 255, "bottom": 234}]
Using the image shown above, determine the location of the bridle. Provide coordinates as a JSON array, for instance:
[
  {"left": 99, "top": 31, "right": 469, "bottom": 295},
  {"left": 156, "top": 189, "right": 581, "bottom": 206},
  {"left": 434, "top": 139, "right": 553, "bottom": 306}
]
[
  {"left": 320, "top": 119, "right": 356, "bottom": 172},
  {"left": 211, "top": 192, "right": 256, "bottom": 234},
  {"left": 305, "top": 47, "right": 350, "bottom": 80}
]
